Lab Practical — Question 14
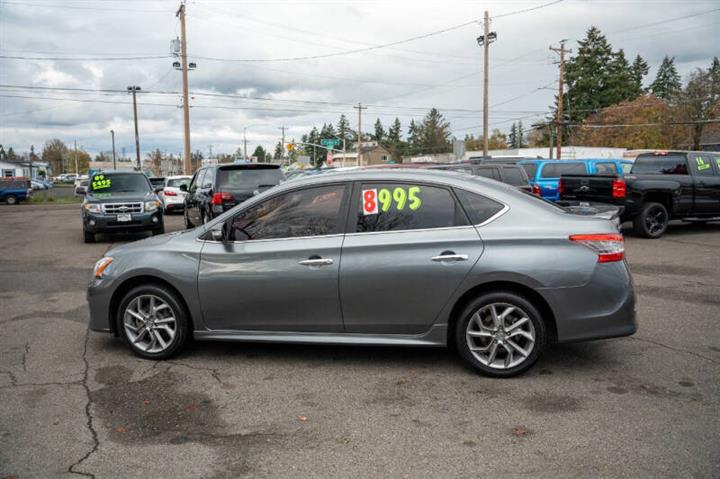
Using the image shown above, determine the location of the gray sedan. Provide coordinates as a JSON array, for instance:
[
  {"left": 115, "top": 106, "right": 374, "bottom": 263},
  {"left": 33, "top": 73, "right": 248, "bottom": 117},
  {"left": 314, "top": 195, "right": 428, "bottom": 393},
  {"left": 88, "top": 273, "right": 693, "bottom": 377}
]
[{"left": 87, "top": 170, "right": 636, "bottom": 377}]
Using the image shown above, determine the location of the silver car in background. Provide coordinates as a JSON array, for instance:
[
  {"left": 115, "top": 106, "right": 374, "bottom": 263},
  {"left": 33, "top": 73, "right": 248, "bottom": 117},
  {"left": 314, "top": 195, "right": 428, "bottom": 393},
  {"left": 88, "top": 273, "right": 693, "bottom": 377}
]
[
  {"left": 160, "top": 175, "right": 192, "bottom": 213},
  {"left": 87, "top": 170, "right": 636, "bottom": 377}
]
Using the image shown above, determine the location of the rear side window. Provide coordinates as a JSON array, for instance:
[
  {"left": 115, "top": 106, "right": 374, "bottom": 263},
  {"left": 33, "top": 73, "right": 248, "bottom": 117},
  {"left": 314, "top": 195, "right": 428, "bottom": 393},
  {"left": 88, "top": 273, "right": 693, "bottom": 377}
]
[
  {"left": 201, "top": 168, "right": 214, "bottom": 188},
  {"left": 476, "top": 167, "right": 500, "bottom": 180},
  {"left": 356, "top": 183, "right": 468, "bottom": 232},
  {"left": 520, "top": 163, "right": 538, "bottom": 178},
  {"left": 594, "top": 163, "right": 617, "bottom": 175},
  {"left": 631, "top": 154, "right": 688, "bottom": 175},
  {"left": 540, "top": 162, "right": 586, "bottom": 178},
  {"left": 502, "top": 167, "right": 527, "bottom": 186},
  {"left": 713, "top": 155, "right": 720, "bottom": 176},
  {"left": 621, "top": 162, "right": 633, "bottom": 174},
  {"left": 454, "top": 188, "right": 505, "bottom": 224},
  {"left": 691, "top": 155, "right": 714, "bottom": 177}
]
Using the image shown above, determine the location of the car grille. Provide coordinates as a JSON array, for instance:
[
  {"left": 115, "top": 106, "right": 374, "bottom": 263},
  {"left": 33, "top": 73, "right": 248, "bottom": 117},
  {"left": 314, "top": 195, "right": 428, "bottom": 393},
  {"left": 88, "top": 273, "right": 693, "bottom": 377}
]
[{"left": 102, "top": 202, "right": 143, "bottom": 214}]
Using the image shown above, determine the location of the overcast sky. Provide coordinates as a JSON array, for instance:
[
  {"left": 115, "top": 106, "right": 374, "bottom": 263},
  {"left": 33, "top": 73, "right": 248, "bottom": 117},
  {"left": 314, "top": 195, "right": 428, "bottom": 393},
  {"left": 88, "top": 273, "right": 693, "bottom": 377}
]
[{"left": 1, "top": 0, "right": 718, "bottom": 159}]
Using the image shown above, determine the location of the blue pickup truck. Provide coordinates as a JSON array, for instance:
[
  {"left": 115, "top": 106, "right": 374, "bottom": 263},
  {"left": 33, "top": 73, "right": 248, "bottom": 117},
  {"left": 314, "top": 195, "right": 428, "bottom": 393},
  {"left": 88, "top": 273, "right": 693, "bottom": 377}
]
[
  {"left": 1, "top": 177, "right": 32, "bottom": 205},
  {"left": 518, "top": 158, "right": 633, "bottom": 201}
]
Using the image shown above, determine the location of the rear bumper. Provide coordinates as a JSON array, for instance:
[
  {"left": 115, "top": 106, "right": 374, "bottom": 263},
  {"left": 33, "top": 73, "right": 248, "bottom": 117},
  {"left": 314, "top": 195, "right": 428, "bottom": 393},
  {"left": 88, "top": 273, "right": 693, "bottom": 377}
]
[
  {"left": 83, "top": 210, "right": 163, "bottom": 233},
  {"left": 540, "top": 261, "right": 637, "bottom": 343}
]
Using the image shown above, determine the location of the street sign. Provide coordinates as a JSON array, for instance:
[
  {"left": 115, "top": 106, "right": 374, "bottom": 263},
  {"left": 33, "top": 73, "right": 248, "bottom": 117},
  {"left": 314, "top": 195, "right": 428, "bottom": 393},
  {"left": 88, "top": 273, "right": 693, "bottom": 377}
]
[
  {"left": 320, "top": 138, "right": 340, "bottom": 148},
  {"left": 287, "top": 143, "right": 295, "bottom": 152}
]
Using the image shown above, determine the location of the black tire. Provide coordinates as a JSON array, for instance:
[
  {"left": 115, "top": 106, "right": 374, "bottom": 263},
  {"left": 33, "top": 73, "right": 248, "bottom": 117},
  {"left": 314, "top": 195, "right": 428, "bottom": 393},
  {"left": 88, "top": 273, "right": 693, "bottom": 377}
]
[
  {"left": 152, "top": 224, "right": 165, "bottom": 235},
  {"left": 633, "top": 201, "right": 669, "bottom": 238},
  {"left": 83, "top": 230, "right": 95, "bottom": 243},
  {"left": 6, "top": 195, "right": 17, "bottom": 205},
  {"left": 117, "top": 284, "right": 189, "bottom": 360},
  {"left": 455, "top": 291, "right": 546, "bottom": 378}
]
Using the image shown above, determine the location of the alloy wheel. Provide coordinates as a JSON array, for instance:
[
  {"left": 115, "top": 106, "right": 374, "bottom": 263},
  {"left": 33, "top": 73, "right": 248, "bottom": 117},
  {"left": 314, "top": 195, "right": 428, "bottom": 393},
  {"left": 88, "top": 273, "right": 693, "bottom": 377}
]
[
  {"left": 645, "top": 206, "right": 667, "bottom": 235},
  {"left": 123, "top": 294, "right": 177, "bottom": 353},
  {"left": 465, "top": 303, "right": 536, "bottom": 370}
]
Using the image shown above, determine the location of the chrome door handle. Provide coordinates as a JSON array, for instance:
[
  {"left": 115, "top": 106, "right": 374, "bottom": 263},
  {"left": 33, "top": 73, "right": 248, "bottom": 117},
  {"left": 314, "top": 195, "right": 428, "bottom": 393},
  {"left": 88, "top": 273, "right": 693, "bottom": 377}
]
[
  {"left": 298, "top": 258, "right": 334, "bottom": 266},
  {"left": 431, "top": 254, "right": 469, "bottom": 262}
]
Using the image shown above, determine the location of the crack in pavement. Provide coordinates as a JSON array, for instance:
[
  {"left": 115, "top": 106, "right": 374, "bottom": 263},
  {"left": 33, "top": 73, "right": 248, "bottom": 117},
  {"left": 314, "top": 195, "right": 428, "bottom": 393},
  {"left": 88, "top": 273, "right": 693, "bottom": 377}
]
[
  {"left": 67, "top": 327, "right": 99, "bottom": 479},
  {"left": 166, "top": 360, "right": 224, "bottom": 385},
  {"left": 629, "top": 336, "right": 718, "bottom": 364},
  {"left": 22, "top": 342, "right": 29, "bottom": 372}
]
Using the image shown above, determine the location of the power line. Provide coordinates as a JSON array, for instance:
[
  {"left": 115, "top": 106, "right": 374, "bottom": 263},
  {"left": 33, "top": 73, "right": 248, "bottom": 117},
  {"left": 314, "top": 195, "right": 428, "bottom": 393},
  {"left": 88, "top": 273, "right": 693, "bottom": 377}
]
[
  {"left": 0, "top": 54, "right": 169, "bottom": 61},
  {"left": 492, "top": 0, "right": 565, "bottom": 19}
]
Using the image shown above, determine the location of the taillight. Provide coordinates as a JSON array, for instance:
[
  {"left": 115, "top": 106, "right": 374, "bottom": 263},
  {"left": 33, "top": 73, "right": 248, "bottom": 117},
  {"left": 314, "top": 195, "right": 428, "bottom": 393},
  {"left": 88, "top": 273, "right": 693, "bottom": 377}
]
[
  {"left": 164, "top": 190, "right": 177, "bottom": 196},
  {"left": 569, "top": 233, "right": 624, "bottom": 263},
  {"left": 211, "top": 191, "right": 234, "bottom": 205},
  {"left": 557, "top": 179, "right": 564, "bottom": 196},
  {"left": 612, "top": 179, "right": 626, "bottom": 198},
  {"left": 531, "top": 184, "right": 541, "bottom": 196}
]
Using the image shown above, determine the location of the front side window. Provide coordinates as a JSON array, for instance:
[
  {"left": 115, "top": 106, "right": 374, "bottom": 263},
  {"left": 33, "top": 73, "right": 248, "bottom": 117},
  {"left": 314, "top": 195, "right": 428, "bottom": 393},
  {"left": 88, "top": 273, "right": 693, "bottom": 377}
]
[
  {"left": 356, "top": 183, "right": 468, "bottom": 233},
  {"left": 632, "top": 154, "right": 688, "bottom": 175},
  {"left": 539, "top": 162, "right": 586, "bottom": 178},
  {"left": 621, "top": 162, "right": 633, "bottom": 174},
  {"left": 692, "top": 155, "right": 714, "bottom": 177},
  {"left": 191, "top": 169, "right": 204, "bottom": 193},
  {"left": 201, "top": 168, "right": 214, "bottom": 188},
  {"left": 476, "top": 167, "right": 500, "bottom": 181},
  {"left": 230, "top": 185, "right": 346, "bottom": 241}
]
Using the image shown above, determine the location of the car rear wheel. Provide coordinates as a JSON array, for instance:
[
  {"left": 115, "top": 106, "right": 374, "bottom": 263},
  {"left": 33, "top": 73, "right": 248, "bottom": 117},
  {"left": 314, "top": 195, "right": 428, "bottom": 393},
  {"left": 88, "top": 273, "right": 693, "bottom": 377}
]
[
  {"left": 6, "top": 195, "right": 17, "bottom": 205},
  {"left": 634, "top": 202, "right": 668, "bottom": 238},
  {"left": 83, "top": 230, "right": 95, "bottom": 243},
  {"left": 455, "top": 291, "right": 545, "bottom": 378},
  {"left": 117, "top": 284, "right": 189, "bottom": 360}
]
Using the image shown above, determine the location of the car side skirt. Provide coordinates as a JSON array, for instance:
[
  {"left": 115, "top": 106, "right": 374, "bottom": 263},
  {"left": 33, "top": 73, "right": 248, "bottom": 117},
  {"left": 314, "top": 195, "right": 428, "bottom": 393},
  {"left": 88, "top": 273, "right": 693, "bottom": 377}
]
[{"left": 194, "top": 323, "right": 447, "bottom": 347}]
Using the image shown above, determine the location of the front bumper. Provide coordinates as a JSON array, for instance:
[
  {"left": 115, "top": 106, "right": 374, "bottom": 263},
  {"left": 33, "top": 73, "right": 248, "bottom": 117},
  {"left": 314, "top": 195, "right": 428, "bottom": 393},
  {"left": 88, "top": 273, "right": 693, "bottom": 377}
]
[
  {"left": 87, "top": 277, "right": 116, "bottom": 333},
  {"left": 83, "top": 210, "right": 163, "bottom": 233},
  {"left": 540, "top": 260, "right": 637, "bottom": 343}
]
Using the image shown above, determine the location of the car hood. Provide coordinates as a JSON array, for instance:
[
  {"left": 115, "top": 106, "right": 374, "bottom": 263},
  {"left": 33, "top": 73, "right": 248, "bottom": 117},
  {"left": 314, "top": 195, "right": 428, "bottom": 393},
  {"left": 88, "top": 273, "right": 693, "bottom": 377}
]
[
  {"left": 86, "top": 191, "right": 157, "bottom": 203},
  {"left": 106, "top": 228, "right": 195, "bottom": 257}
]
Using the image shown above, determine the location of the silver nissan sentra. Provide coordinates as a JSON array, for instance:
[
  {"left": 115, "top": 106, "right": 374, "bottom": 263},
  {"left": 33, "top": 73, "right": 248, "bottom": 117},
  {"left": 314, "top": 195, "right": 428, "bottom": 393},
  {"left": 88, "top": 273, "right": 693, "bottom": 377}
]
[{"left": 87, "top": 169, "right": 636, "bottom": 377}]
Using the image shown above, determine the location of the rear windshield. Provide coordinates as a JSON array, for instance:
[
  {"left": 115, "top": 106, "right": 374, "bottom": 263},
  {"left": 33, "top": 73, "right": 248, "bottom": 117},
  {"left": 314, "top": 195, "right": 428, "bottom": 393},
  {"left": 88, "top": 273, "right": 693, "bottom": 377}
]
[
  {"left": 217, "top": 167, "right": 284, "bottom": 190},
  {"left": 631, "top": 154, "right": 688, "bottom": 175},
  {"left": 149, "top": 178, "right": 165, "bottom": 187},
  {"left": 520, "top": 163, "right": 538, "bottom": 178},
  {"left": 540, "top": 162, "right": 586, "bottom": 178},
  {"left": 88, "top": 173, "right": 151, "bottom": 194},
  {"left": 167, "top": 177, "right": 190, "bottom": 188},
  {"left": 502, "top": 167, "right": 527, "bottom": 186}
]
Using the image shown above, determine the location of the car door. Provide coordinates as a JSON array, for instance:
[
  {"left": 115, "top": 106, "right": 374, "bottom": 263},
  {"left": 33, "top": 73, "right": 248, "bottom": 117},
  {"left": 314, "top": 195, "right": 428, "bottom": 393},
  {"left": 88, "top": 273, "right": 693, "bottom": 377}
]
[
  {"left": 185, "top": 169, "right": 204, "bottom": 226},
  {"left": 198, "top": 167, "right": 216, "bottom": 222},
  {"left": 198, "top": 183, "right": 350, "bottom": 332},
  {"left": 691, "top": 153, "right": 720, "bottom": 214},
  {"left": 339, "top": 181, "right": 485, "bottom": 335}
]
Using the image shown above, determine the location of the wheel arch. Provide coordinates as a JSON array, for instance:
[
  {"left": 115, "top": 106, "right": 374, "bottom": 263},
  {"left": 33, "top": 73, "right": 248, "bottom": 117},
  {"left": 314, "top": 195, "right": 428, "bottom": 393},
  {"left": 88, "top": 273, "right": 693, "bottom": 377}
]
[
  {"left": 108, "top": 275, "right": 194, "bottom": 337},
  {"left": 446, "top": 281, "right": 558, "bottom": 347}
]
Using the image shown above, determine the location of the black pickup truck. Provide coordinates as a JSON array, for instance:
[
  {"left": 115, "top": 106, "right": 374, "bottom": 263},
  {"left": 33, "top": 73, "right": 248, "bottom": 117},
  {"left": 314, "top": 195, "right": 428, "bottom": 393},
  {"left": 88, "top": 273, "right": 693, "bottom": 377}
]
[{"left": 559, "top": 151, "right": 720, "bottom": 238}]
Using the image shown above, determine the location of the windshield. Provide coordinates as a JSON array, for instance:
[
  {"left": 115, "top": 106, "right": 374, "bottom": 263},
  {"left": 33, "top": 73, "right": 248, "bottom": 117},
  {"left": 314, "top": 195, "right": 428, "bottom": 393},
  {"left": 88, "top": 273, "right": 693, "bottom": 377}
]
[
  {"left": 217, "top": 168, "right": 284, "bottom": 190},
  {"left": 89, "top": 173, "right": 151, "bottom": 194},
  {"left": 167, "top": 177, "right": 190, "bottom": 188}
]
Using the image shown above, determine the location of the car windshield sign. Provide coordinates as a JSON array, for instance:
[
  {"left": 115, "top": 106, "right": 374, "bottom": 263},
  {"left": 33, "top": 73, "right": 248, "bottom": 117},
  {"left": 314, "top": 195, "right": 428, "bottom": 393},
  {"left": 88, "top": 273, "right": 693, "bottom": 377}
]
[{"left": 89, "top": 173, "right": 151, "bottom": 194}]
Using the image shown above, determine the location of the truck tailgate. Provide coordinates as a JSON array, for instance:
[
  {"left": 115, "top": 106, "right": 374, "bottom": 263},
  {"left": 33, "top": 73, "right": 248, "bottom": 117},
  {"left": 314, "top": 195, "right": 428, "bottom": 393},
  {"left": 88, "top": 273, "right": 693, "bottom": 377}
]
[{"left": 560, "top": 174, "right": 622, "bottom": 204}]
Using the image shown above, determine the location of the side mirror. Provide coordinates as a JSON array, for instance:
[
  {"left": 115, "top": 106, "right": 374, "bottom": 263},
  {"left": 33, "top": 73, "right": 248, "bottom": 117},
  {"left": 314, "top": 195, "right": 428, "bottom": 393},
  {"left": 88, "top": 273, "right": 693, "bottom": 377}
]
[
  {"left": 179, "top": 184, "right": 188, "bottom": 192},
  {"left": 154, "top": 186, "right": 164, "bottom": 193},
  {"left": 210, "top": 223, "right": 227, "bottom": 242}
]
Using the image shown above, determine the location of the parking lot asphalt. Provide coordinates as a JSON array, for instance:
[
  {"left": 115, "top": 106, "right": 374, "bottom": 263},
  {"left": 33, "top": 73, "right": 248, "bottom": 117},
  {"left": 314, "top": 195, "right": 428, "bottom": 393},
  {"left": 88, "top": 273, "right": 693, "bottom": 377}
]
[{"left": 1, "top": 204, "right": 718, "bottom": 478}]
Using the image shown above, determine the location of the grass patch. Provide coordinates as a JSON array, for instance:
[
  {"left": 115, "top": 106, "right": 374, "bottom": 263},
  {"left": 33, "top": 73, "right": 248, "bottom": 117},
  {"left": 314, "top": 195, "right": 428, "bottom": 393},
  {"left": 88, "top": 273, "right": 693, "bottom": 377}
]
[{"left": 29, "top": 194, "right": 81, "bottom": 204}]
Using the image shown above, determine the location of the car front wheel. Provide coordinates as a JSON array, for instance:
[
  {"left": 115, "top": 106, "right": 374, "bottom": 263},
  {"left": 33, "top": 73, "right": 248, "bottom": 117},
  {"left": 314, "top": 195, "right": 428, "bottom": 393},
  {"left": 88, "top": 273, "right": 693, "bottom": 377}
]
[
  {"left": 117, "top": 284, "right": 189, "bottom": 359},
  {"left": 455, "top": 291, "right": 546, "bottom": 378}
]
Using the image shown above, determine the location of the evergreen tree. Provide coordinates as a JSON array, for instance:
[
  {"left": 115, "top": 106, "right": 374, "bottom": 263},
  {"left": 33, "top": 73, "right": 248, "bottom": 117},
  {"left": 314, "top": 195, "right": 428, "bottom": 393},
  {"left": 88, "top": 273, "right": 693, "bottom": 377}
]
[
  {"left": 629, "top": 54, "right": 649, "bottom": 98},
  {"left": 373, "top": 118, "right": 386, "bottom": 142},
  {"left": 336, "top": 114, "right": 351, "bottom": 148},
  {"left": 0, "top": 144, "right": 5, "bottom": 161},
  {"left": 650, "top": 56, "right": 682, "bottom": 100},
  {"left": 709, "top": 56, "right": 720, "bottom": 97},
  {"left": 517, "top": 121, "right": 527, "bottom": 148},
  {"left": 251, "top": 145, "right": 267, "bottom": 162},
  {"left": 606, "top": 49, "right": 635, "bottom": 104},
  {"left": 273, "top": 141, "right": 283, "bottom": 160},
  {"left": 387, "top": 118, "right": 402, "bottom": 144},
  {"left": 418, "top": 108, "right": 451, "bottom": 153},
  {"left": 508, "top": 123, "right": 518, "bottom": 148},
  {"left": 407, "top": 120, "right": 420, "bottom": 154}
]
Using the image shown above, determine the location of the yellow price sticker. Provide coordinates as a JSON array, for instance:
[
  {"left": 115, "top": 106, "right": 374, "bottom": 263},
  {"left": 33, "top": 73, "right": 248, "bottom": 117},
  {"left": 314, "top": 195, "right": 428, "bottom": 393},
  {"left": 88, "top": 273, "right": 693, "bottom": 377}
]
[{"left": 92, "top": 175, "right": 112, "bottom": 190}]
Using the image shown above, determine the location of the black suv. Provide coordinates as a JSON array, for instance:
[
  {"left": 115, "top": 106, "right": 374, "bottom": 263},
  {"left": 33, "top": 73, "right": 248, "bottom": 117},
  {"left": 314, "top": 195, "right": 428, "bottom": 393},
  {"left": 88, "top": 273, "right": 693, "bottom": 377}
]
[
  {"left": 80, "top": 171, "right": 165, "bottom": 243},
  {"left": 183, "top": 164, "right": 285, "bottom": 228}
]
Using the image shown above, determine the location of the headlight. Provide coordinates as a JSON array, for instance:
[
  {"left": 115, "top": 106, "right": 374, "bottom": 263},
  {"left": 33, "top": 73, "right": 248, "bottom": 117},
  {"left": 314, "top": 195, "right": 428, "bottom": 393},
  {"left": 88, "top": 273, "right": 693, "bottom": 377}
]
[
  {"left": 93, "top": 257, "right": 113, "bottom": 278},
  {"left": 84, "top": 203, "right": 102, "bottom": 213},
  {"left": 144, "top": 200, "right": 161, "bottom": 212}
]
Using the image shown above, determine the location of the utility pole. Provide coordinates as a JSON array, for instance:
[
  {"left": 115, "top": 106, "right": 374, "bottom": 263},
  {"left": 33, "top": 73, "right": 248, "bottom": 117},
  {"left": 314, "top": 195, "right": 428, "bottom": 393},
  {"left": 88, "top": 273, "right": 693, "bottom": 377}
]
[
  {"left": 110, "top": 130, "right": 117, "bottom": 170},
  {"left": 177, "top": 2, "right": 192, "bottom": 175},
  {"left": 550, "top": 40, "right": 571, "bottom": 160},
  {"left": 127, "top": 85, "right": 141, "bottom": 169},
  {"left": 279, "top": 126, "right": 286, "bottom": 165},
  {"left": 208, "top": 144, "right": 213, "bottom": 159},
  {"left": 243, "top": 127, "right": 248, "bottom": 160},
  {"left": 74, "top": 140, "right": 78, "bottom": 174},
  {"left": 477, "top": 11, "right": 496, "bottom": 158},
  {"left": 353, "top": 103, "right": 367, "bottom": 166}
]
